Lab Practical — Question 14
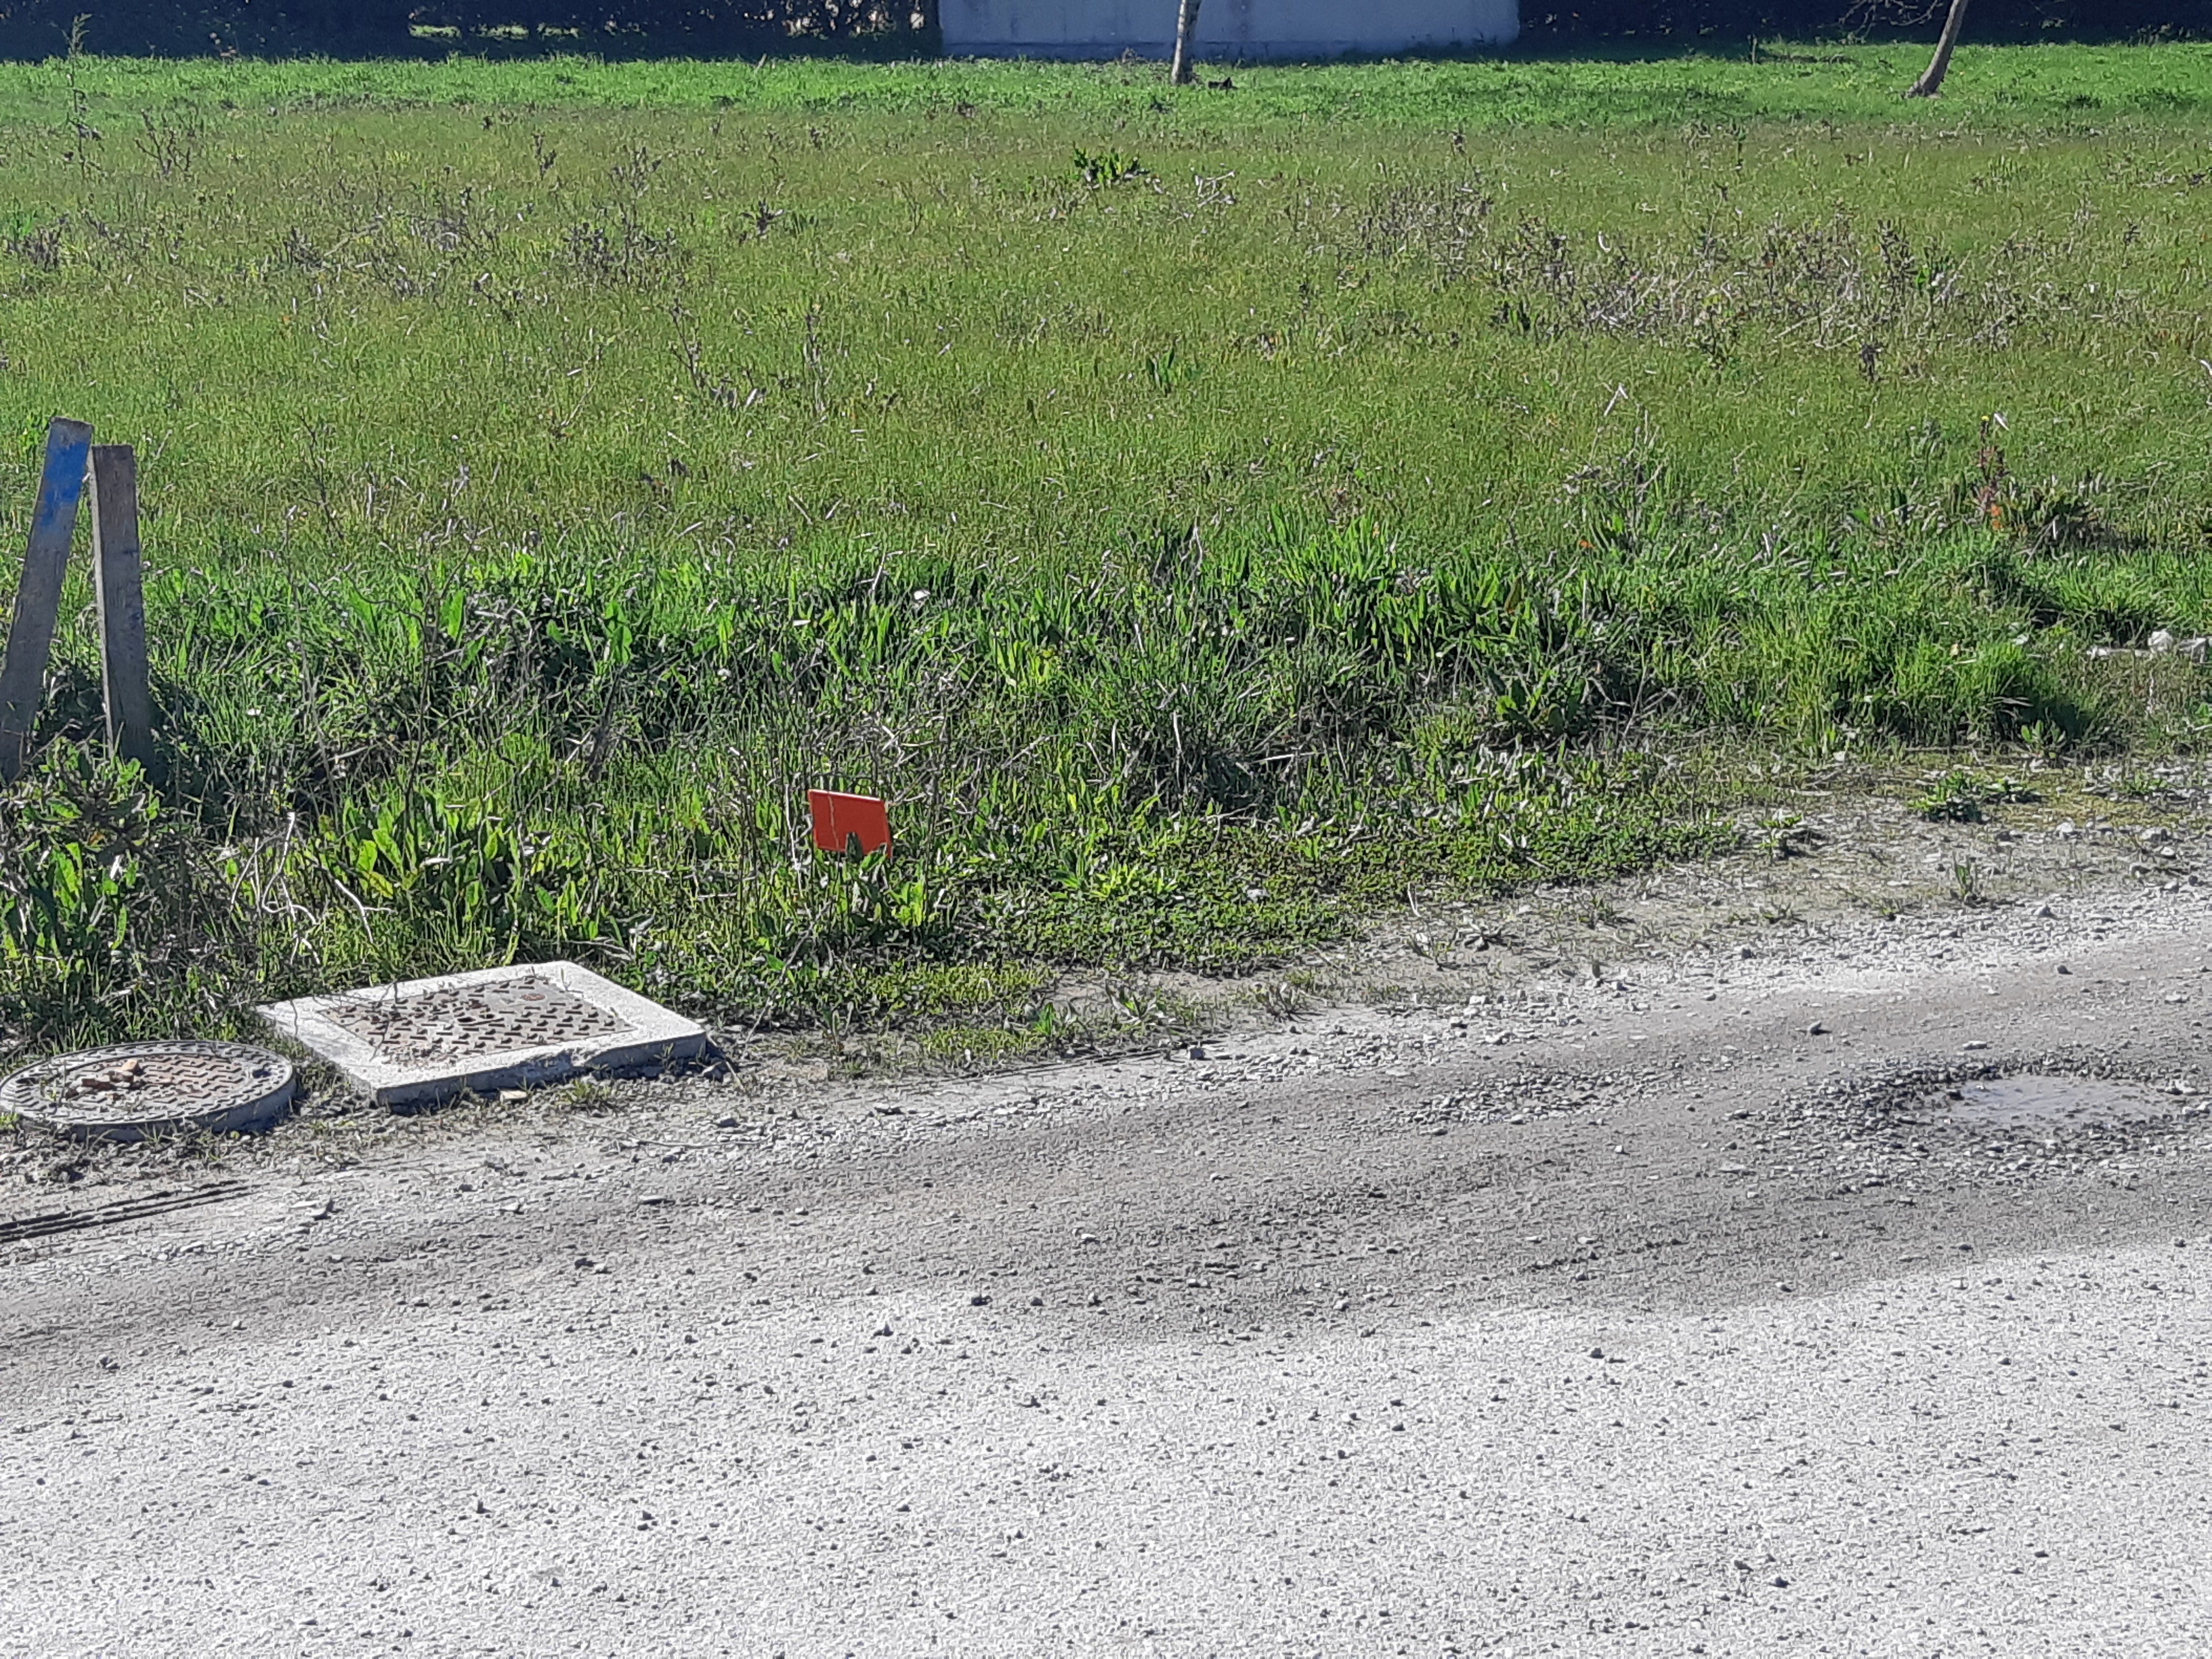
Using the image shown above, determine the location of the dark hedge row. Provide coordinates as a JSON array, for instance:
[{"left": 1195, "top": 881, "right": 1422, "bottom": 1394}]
[
  {"left": 0, "top": 1, "right": 923, "bottom": 57},
  {"left": 1536, "top": 0, "right": 2205, "bottom": 40},
  {"left": 0, "top": 0, "right": 2200, "bottom": 61}
]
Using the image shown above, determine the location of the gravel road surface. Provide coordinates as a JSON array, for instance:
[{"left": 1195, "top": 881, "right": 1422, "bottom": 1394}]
[{"left": 6, "top": 874, "right": 2212, "bottom": 1657}]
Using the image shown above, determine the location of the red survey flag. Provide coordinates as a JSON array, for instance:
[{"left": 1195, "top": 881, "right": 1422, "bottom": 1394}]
[{"left": 808, "top": 789, "right": 892, "bottom": 856}]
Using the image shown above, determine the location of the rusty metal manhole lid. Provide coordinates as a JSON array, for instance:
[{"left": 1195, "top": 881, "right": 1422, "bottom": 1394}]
[
  {"left": 319, "top": 973, "right": 630, "bottom": 1066},
  {"left": 0, "top": 1041, "right": 295, "bottom": 1143}
]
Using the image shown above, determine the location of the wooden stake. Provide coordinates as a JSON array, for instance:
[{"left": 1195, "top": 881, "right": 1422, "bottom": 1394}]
[
  {"left": 89, "top": 444, "right": 156, "bottom": 770},
  {"left": 0, "top": 417, "right": 94, "bottom": 783}
]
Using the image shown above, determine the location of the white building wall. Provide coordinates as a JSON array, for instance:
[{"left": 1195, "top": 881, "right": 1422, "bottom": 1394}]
[{"left": 939, "top": 0, "right": 1519, "bottom": 59}]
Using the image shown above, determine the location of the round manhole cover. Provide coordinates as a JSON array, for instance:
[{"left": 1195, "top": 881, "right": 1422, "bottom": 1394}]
[
  {"left": 1906, "top": 1074, "right": 2187, "bottom": 1134},
  {"left": 0, "top": 1041, "right": 295, "bottom": 1143}
]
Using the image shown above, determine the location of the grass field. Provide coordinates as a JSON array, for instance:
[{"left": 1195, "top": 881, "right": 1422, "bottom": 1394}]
[{"left": 3, "top": 42, "right": 2212, "bottom": 1054}]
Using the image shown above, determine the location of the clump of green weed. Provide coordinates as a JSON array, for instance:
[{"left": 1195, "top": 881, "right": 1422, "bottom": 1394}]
[
  {"left": 0, "top": 749, "right": 244, "bottom": 1051},
  {"left": 1070, "top": 147, "right": 1145, "bottom": 187},
  {"left": 553, "top": 1077, "right": 619, "bottom": 1113},
  {"left": 1951, "top": 858, "right": 1984, "bottom": 906},
  {"left": 1911, "top": 769, "right": 2034, "bottom": 823},
  {"left": 1758, "top": 810, "right": 1816, "bottom": 860},
  {"left": 1913, "top": 771, "right": 1988, "bottom": 822}
]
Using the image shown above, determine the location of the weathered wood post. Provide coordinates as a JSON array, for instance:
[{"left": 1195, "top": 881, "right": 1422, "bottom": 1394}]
[
  {"left": 0, "top": 417, "right": 95, "bottom": 783},
  {"left": 88, "top": 444, "right": 156, "bottom": 771}
]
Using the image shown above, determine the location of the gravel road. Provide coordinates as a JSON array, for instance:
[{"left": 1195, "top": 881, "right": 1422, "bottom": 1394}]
[{"left": 6, "top": 872, "right": 2212, "bottom": 1658}]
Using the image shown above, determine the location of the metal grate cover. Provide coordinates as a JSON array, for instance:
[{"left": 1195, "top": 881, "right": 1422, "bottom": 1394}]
[
  {"left": 1, "top": 1041, "right": 294, "bottom": 1142},
  {"left": 256, "top": 960, "right": 706, "bottom": 1108},
  {"left": 319, "top": 974, "right": 633, "bottom": 1066}
]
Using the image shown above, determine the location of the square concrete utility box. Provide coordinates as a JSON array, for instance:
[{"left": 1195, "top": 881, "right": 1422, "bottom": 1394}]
[{"left": 257, "top": 961, "right": 706, "bottom": 1107}]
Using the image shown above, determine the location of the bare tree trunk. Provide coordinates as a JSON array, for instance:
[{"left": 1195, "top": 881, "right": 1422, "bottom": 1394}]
[
  {"left": 1170, "top": 0, "right": 1203, "bottom": 85},
  {"left": 1906, "top": 0, "right": 1972, "bottom": 98}
]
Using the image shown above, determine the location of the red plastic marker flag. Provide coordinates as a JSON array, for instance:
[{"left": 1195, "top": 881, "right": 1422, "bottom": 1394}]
[{"left": 808, "top": 789, "right": 892, "bottom": 857}]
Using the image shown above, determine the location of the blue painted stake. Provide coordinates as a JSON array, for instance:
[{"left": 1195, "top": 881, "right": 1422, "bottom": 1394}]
[{"left": 0, "top": 418, "right": 95, "bottom": 782}]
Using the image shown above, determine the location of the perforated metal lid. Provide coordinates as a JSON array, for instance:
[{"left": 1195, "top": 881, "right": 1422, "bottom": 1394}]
[
  {"left": 320, "top": 973, "right": 630, "bottom": 1066},
  {"left": 1, "top": 1041, "right": 294, "bottom": 1143}
]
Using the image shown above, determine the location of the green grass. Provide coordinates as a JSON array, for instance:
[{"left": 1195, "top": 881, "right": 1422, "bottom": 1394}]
[
  {"left": 10, "top": 40, "right": 2212, "bottom": 126},
  {"left": 4, "top": 42, "right": 2212, "bottom": 1050}
]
